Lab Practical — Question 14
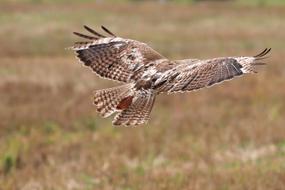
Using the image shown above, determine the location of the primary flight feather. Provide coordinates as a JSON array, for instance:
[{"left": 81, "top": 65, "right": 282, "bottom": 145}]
[{"left": 70, "top": 25, "right": 271, "bottom": 126}]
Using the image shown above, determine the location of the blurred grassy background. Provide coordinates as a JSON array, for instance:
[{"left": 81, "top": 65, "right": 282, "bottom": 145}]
[{"left": 0, "top": 0, "right": 285, "bottom": 189}]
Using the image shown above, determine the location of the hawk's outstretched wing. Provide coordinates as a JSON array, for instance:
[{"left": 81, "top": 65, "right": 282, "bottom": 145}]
[
  {"left": 70, "top": 25, "right": 165, "bottom": 83},
  {"left": 155, "top": 48, "right": 271, "bottom": 93}
]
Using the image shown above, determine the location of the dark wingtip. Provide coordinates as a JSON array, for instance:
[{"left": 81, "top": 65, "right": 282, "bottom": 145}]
[
  {"left": 73, "top": 25, "right": 116, "bottom": 41},
  {"left": 73, "top": 31, "right": 98, "bottom": 40},
  {"left": 254, "top": 48, "right": 271, "bottom": 58},
  {"left": 253, "top": 48, "right": 271, "bottom": 66},
  {"left": 83, "top": 25, "right": 106, "bottom": 38},
  {"left": 101, "top": 25, "right": 116, "bottom": 37},
  {"left": 252, "top": 62, "right": 267, "bottom": 66}
]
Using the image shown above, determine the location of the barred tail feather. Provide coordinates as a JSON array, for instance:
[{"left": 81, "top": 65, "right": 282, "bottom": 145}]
[
  {"left": 93, "top": 83, "right": 134, "bottom": 118},
  {"left": 113, "top": 90, "right": 156, "bottom": 126}
]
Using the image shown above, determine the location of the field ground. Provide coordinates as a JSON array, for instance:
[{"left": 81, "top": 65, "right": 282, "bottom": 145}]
[{"left": 0, "top": 1, "right": 285, "bottom": 190}]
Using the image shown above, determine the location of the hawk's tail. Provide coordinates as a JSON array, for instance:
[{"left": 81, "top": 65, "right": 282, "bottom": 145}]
[
  {"left": 113, "top": 89, "right": 156, "bottom": 126},
  {"left": 94, "top": 83, "right": 134, "bottom": 118},
  {"left": 94, "top": 84, "right": 156, "bottom": 126}
]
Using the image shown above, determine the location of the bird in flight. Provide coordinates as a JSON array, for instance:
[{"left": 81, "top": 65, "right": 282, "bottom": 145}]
[{"left": 70, "top": 25, "right": 270, "bottom": 126}]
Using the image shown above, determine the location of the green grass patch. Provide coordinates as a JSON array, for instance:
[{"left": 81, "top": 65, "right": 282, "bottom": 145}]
[
  {"left": 0, "top": 134, "right": 28, "bottom": 174},
  {"left": 237, "top": 0, "right": 285, "bottom": 6}
]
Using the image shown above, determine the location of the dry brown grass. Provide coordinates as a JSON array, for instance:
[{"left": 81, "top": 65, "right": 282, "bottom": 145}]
[{"left": 0, "top": 1, "right": 285, "bottom": 190}]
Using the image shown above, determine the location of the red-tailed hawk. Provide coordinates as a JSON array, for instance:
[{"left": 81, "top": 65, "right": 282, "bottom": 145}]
[{"left": 70, "top": 25, "right": 270, "bottom": 126}]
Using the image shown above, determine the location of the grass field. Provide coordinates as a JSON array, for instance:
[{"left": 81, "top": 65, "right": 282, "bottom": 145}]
[{"left": 0, "top": 1, "right": 285, "bottom": 189}]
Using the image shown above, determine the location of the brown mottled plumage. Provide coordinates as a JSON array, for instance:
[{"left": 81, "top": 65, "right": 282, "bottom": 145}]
[{"left": 70, "top": 25, "right": 271, "bottom": 126}]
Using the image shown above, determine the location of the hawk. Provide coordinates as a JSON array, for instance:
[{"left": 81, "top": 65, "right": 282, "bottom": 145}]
[{"left": 70, "top": 25, "right": 270, "bottom": 126}]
